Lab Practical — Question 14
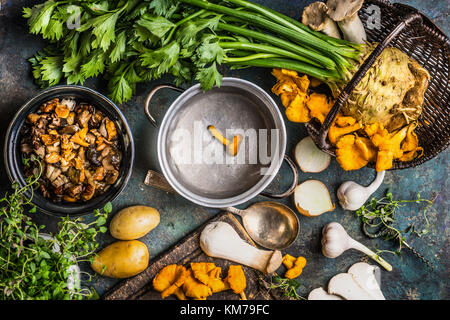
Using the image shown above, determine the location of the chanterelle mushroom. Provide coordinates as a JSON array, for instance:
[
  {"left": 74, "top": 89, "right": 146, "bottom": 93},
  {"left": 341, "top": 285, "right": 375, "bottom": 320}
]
[
  {"left": 153, "top": 264, "right": 187, "bottom": 300},
  {"left": 225, "top": 265, "right": 247, "bottom": 300},
  {"left": 302, "top": 2, "right": 341, "bottom": 39},
  {"left": 191, "top": 262, "right": 227, "bottom": 293},
  {"left": 326, "top": 0, "right": 366, "bottom": 43}
]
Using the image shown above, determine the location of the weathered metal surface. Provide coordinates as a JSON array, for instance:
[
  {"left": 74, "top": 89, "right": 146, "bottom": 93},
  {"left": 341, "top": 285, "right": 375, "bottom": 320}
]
[{"left": 0, "top": 0, "right": 448, "bottom": 300}]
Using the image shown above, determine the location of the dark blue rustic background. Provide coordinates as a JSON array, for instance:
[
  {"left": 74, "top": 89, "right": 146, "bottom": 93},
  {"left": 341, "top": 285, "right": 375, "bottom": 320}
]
[{"left": 0, "top": 0, "right": 448, "bottom": 300}]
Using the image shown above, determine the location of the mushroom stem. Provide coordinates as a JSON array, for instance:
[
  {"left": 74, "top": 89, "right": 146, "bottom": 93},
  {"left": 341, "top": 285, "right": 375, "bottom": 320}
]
[
  {"left": 337, "top": 16, "right": 367, "bottom": 43},
  {"left": 322, "top": 19, "right": 342, "bottom": 38},
  {"left": 326, "top": 0, "right": 367, "bottom": 44},
  {"left": 200, "top": 221, "right": 282, "bottom": 274},
  {"left": 302, "top": 2, "right": 341, "bottom": 39}
]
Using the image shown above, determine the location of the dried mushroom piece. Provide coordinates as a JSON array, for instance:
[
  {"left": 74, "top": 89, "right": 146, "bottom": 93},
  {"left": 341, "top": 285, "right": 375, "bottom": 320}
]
[
  {"left": 40, "top": 98, "right": 58, "bottom": 113},
  {"left": 225, "top": 265, "right": 247, "bottom": 300},
  {"left": 191, "top": 262, "right": 228, "bottom": 294},
  {"left": 399, "top": 122, "right": 423, "bottom": 162},
  {"left": 306, "top": 92, "right": 334, "bottom": 124},
  {"left": 328, "top": 114, "right": 362, "bottom": 144},
  {"left": 282, "top": 254, "right": 307, "bottom": 279},
  {"left": 182, "top": 269, "right": 213, "bottom": 300},
  {"left": 153, "top": 264, "right": 187, "bottom": 300},
  {"left": 336, "top": 134, "right": 376, "bottom": 170},
  {"left": 55, "top": 104, "right": 70, "bottom": 118}
]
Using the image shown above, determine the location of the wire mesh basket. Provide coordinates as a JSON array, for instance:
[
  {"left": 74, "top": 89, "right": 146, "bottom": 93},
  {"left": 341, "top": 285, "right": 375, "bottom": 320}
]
[{"left": 305, "top": 0, "right": 450, "bottom": 170}]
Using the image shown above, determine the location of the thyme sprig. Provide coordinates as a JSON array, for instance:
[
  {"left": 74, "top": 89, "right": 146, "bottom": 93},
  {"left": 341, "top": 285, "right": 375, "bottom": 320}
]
[
  {"left": 355, "top": 190, "right": 435, "bottom": 256},
  {"left": 0, "top": 156, "right": 111, "bottom": 300},
  {"left": 259, "top": 273, "right": 305, "bottom": 300}
]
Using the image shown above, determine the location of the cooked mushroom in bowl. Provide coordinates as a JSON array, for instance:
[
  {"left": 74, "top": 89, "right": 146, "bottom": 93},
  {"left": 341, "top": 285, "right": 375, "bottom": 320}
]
[
  {"left": 20, "top": 97, "right": 123, "bottom": 203},
  {"left": 4, "top": 85, "right": 134, "bottom": 217}
]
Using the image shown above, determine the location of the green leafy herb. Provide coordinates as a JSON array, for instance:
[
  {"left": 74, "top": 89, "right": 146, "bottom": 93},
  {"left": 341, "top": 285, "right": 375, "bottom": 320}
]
[
  {"left": 0, "top": 157, "right": 111, "bottom": 300},
  {"left": 136, "top": 14, "right": 176, "bottom": 39},
  {"left": 259, "top": 274, "right": 305, "bottom": 300},
  {"left": 23, "top": 0, "right": 365, "bottom": 103},
  {"left": 355, "top": 190, "right": 435, "bottom": 255},
  {"left": 195, "top": 62, "right": 222, "bottom": 91}
]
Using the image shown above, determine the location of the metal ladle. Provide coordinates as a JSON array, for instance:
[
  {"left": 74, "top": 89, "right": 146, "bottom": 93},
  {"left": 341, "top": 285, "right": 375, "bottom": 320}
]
[{"left": 225, "top": 201, "right": 299, "bottom": 250}]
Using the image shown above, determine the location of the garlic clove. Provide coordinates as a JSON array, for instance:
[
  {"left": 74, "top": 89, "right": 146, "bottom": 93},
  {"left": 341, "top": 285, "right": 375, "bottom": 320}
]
[{"left": 337, "top": 171, "right": 385, "bottom": 211}]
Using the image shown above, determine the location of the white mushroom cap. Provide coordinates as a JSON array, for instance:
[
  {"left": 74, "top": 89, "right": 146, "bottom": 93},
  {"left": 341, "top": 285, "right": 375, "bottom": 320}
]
[
  {"left": 302, "top": 2, "right": 341, "bottom": 38},
  {"left": 326, "top": 0, "right": 367, "bottom": 43},
  {"left": 326, "top": 0, "right": 364, "bottom": 22},
  {"left": 303, "top": 2, "right": 331, "bottom": 30}
]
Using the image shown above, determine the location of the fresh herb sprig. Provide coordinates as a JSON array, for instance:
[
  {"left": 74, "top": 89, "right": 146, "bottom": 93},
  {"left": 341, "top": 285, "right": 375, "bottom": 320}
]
[
  {"left": 0, "top": 156, "right": 111, "bottom": 300},
  {"left": 355, "top": 190, "right": 435, "bottom": 256},
  {"left": 23, "top": 0, "right": 364, "bottom": 104},
  {"left": 260, "top": 274, "right": 305, "bottom": 300}
]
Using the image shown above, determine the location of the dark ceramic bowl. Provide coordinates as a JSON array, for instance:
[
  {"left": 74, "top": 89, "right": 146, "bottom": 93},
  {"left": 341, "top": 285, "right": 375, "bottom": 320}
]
[{"left": 4, "top": 85, "right": 135, "bottom": 217}]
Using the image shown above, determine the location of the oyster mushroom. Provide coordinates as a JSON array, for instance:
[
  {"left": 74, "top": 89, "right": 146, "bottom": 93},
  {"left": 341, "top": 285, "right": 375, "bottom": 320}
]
[
  {"left": 89, "top": 111, "right": 103, "bottom": 128},
  {"left": 102, "top": 157, "right": 115, "bottom": 171},
  {"left": 34, "top": 145, "right": 46, "bottom": 159},
  {"left": 86, "top": 145, "right": 102, "bottom": 167},
  {"left": 77, "top": 109, "right": 92, "bottom": 128},
  {"left": 52, "top": 175, "right": 68, "bottom": 189},
  {"left": 82, "top": 184, "right": 96, "bottom": 201},
  {"left": 326, "top": 0, "right": 366, "bottom": 43},
  {"left": 60, "top": 124, "right": 80, "bottom": 135},
  {"left": 48, "top": 113, "right": 67, "bottom": 129},
  {"left": 36, "top": 117, "right": 48, "bottom": 130},
  {"left": 85, "top": 132, "right": 96, "bottom": 145},
  {"left": 61, "top": 97, "right": 76, "bottom": 111},
  {"left": 21, "top": 143, "right": 33, "bottom": 154},
  {"left": 46, "top": 165, "right": 62, "bottom": 182},
  {"left": 67, "top": 184, "right": 83, "bottom": 198},
  {"left": 109, "top": 146, "right": 122, "bottom": 168},
  {"left": 99, "top": 119, "right": 108, "bottom": 138},
  {"left": 302, "top": 2, "right": 341, "bottom": 38},
  {"left": 105, "top": 169, "right": 119, "bottom": 185}
]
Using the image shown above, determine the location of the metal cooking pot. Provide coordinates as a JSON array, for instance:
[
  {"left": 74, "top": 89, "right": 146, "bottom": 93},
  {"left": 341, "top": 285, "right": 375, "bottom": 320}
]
[{"left": 144, "top": 78, "right": 297, "bottom": 208}]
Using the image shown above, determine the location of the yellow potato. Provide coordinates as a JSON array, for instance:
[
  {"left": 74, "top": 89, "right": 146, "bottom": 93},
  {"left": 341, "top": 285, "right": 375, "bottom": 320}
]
[
  {"left": 91, "top": 240, "right": 149, "bottom": 278},
  {"left": 110, "top": 206, "right": 160, "bottom": 240}
]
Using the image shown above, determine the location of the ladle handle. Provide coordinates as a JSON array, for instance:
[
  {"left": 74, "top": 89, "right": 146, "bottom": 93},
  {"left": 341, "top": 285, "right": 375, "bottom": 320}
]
[
  {"left": 144, "top": 84, "right": 184, "bottom": 127},
  {"left": 224, "top": 206, "right": 245, "bottom": 217},
  {"left": 260, "top": 155, "right": 298, "bottom": 199},
  {"left": 144, "top": 170, "right": 176, "bottom": 193}
]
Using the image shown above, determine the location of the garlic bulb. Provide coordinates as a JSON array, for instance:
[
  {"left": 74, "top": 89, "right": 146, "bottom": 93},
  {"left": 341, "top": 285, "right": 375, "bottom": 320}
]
[
  {"left": 337, "top": 171, "right": 385, "bottom": 211},
  {"left": 321, "top": 222, "right": 350, "bottom": 258},
  {"left": 321, "top": 222, "right": 392, "bottom": 271}
]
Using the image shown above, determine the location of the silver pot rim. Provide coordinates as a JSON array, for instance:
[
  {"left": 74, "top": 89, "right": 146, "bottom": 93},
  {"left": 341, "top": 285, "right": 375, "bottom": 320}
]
[{"left": 157, "top": 77, "right": 287, "bottom": 208}]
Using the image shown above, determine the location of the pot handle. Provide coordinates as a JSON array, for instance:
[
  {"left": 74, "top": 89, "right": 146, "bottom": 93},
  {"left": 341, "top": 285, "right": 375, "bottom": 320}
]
[
  {"left": 144, "top": 155, "right": 298, "bottom": 199},
  {"left": 144, "top": 84, "right": 184, "bottom": 127},
  {"left": 259, "top": 155, "right": 298, "bottom": 199}
]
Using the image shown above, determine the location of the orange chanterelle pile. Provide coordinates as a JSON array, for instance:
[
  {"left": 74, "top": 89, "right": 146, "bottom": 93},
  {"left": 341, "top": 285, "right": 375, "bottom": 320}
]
[
  {"left": 271, "top": 69, "right": 424, "bottom": 172},
  {"left": 153, "top": 263, "right": 246, "bottom": 300}
]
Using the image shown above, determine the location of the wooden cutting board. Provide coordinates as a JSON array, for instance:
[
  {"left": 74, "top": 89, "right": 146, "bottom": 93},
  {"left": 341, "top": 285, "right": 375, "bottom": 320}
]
[{"left": 102, "top": 212, "right": 283, "bottom": 300}]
